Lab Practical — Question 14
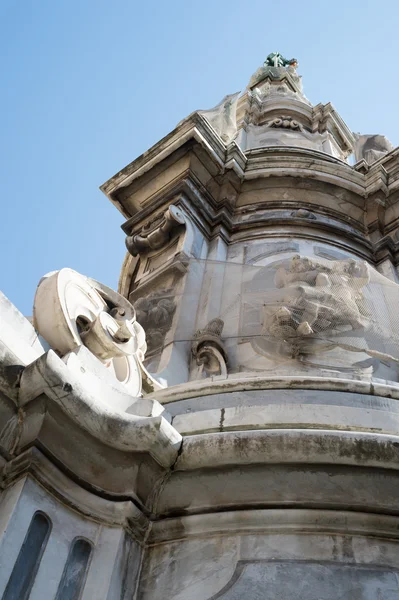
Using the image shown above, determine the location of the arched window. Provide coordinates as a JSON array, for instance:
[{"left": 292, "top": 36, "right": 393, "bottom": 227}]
[
  {"left": 55, "top": 537, "right": 93, "bottom": 600},
  {"left": 2, "top": 511, "right": 51, "bottom": 600}
]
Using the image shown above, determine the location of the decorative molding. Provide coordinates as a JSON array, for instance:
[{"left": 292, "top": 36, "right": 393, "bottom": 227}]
[
  {"left": 0, "top": 447, "right": 149, "bottom": 538},
  {"left": 268, "top": 116, "right": 303, "bottom": 131},
  {"left": 150, "top": 374, "right": 399, "bottom": 405},
  {"left": 148, "top": 508, "right": 399, "bottom": 544}
]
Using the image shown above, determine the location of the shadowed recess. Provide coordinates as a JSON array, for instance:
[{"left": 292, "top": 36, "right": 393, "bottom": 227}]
[
  {"left": 2, "top": 511, "right": 51, "bottom": 600},
  {"left": 55, "top": 538, "right": 93, "bottom": 600}
]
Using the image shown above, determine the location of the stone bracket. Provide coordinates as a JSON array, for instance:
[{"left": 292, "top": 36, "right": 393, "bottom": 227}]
[{"left": 18, "top": 350, "right": 182, "bottom": 467}]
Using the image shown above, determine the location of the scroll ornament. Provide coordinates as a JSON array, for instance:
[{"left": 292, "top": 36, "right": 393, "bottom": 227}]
[
  {"left": 125, "top": 204, "right": 185, "bottom": 257},
  {"left": 33, "top": 268, "right": 159, "bottom": 396},
  {"left": 192, "top": 318, "right": 227, "bottom": 377}
]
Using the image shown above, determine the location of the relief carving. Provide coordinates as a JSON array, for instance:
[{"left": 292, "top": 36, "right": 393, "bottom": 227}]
[
  {"left": 134, "top": 290, "right": 176, "bottom": 354},
  {"left": 125, "top": 204, "right": 185, "bottom": 257},
  {"left": 263, "top": 255, "right": 370, "bottom": 353},
  {"left": 268, "top": 116, "right": 303, "bottom": 131}
]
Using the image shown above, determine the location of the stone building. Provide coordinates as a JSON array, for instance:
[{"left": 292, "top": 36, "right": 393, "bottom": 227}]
[{"left": 1, "top": 53, "right": 399, "bottom": 598}]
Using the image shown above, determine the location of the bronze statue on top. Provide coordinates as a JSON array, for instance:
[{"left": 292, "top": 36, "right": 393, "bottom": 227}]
[{"left": 264, "top": 52, "right": 298, "bottom": 69}]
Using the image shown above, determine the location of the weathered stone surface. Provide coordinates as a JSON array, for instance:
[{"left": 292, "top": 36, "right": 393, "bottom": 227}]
[
  {"left": 212, "top": 561, "right": 399, "bottom": 599},
  {"left": 354, "top": 133, "right": 394, "bottom": 164},
  {"left": 198, "top": 92, "right": 241, "bottom": 143},
  {"left": 2, "top": 53, "right": 399, "bottom": 598}
]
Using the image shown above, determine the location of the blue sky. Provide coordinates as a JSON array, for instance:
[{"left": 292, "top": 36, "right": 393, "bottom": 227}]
[{"left": 1, "top": 0, "right": 398, "bottom": 315}]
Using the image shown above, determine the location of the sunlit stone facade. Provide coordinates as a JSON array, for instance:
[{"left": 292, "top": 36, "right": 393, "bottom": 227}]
[{"left": 1, "top": 54, "right": 399, "bottom": 599}]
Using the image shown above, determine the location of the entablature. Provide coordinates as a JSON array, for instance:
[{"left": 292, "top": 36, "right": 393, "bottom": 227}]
[{"left": 100, "top": 114, "right": 399, "bottom": 270}]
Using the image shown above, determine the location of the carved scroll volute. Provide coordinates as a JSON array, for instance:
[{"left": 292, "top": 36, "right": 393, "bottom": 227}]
[
  {"left": 33, "top": 268, "right": 158, "bottom": 397},
  {"left": 192, "top": 318, "right": 227, "bottom": 378},
  {"left": 125, "top": 204, "right": 185, "bottom": 257}
]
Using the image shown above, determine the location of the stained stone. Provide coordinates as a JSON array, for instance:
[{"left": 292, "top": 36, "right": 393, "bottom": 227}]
[{"left": 1, "top": 54, "right": 399, "bottom": 599}]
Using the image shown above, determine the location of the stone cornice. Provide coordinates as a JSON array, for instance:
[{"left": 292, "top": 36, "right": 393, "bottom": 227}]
[
  {"left": 100, "top": 113, "right": 246, "bottom": 202},
  {"left": 0, "top": 447, "right": 149, "bottom": 538},
  {"left": 175, "top": 428, "right": 399, "bottom": 473},
  {"left": 312, "top": 102, "right": 355, "bottom": 154},
  {"left": 101, "top": 111, "right": 399, "bottom": 235},
  {"left": 100, "top": 117, "right": 399, "bottom": 258},
  {"left": 149, "top": 509, "right": 399, "bottom": 544},
  {"left": 120, "top": 175, "right": 234, "bottom": 236},
  {"left": 244, "top": 147, "right": 365, "bottom": 195},
  {"left": 151, "top": 374, "right": 399, "bottom": 404},
  {"left": 229, "top": 221, "right": 372, "bottom": 261}
]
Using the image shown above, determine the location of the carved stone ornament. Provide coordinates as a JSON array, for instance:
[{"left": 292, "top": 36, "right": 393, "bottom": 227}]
[
  {"left": 125, "top": 204, "right": 185, "bottom": 257},
  {"left": 33, "top": 268, "right": 159, "bottom": 396},
  {"left": 263, "top": 255, "right": 371, "bottom": 348},
  {"left": 192, "top": 318, "right": 227, "bottom": 377},
  {"left": 134, "top": 290, "right": 176, "bottom": 355},
  {"left": 268, "top": 116, "right": 303, "bottom": 131}
]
